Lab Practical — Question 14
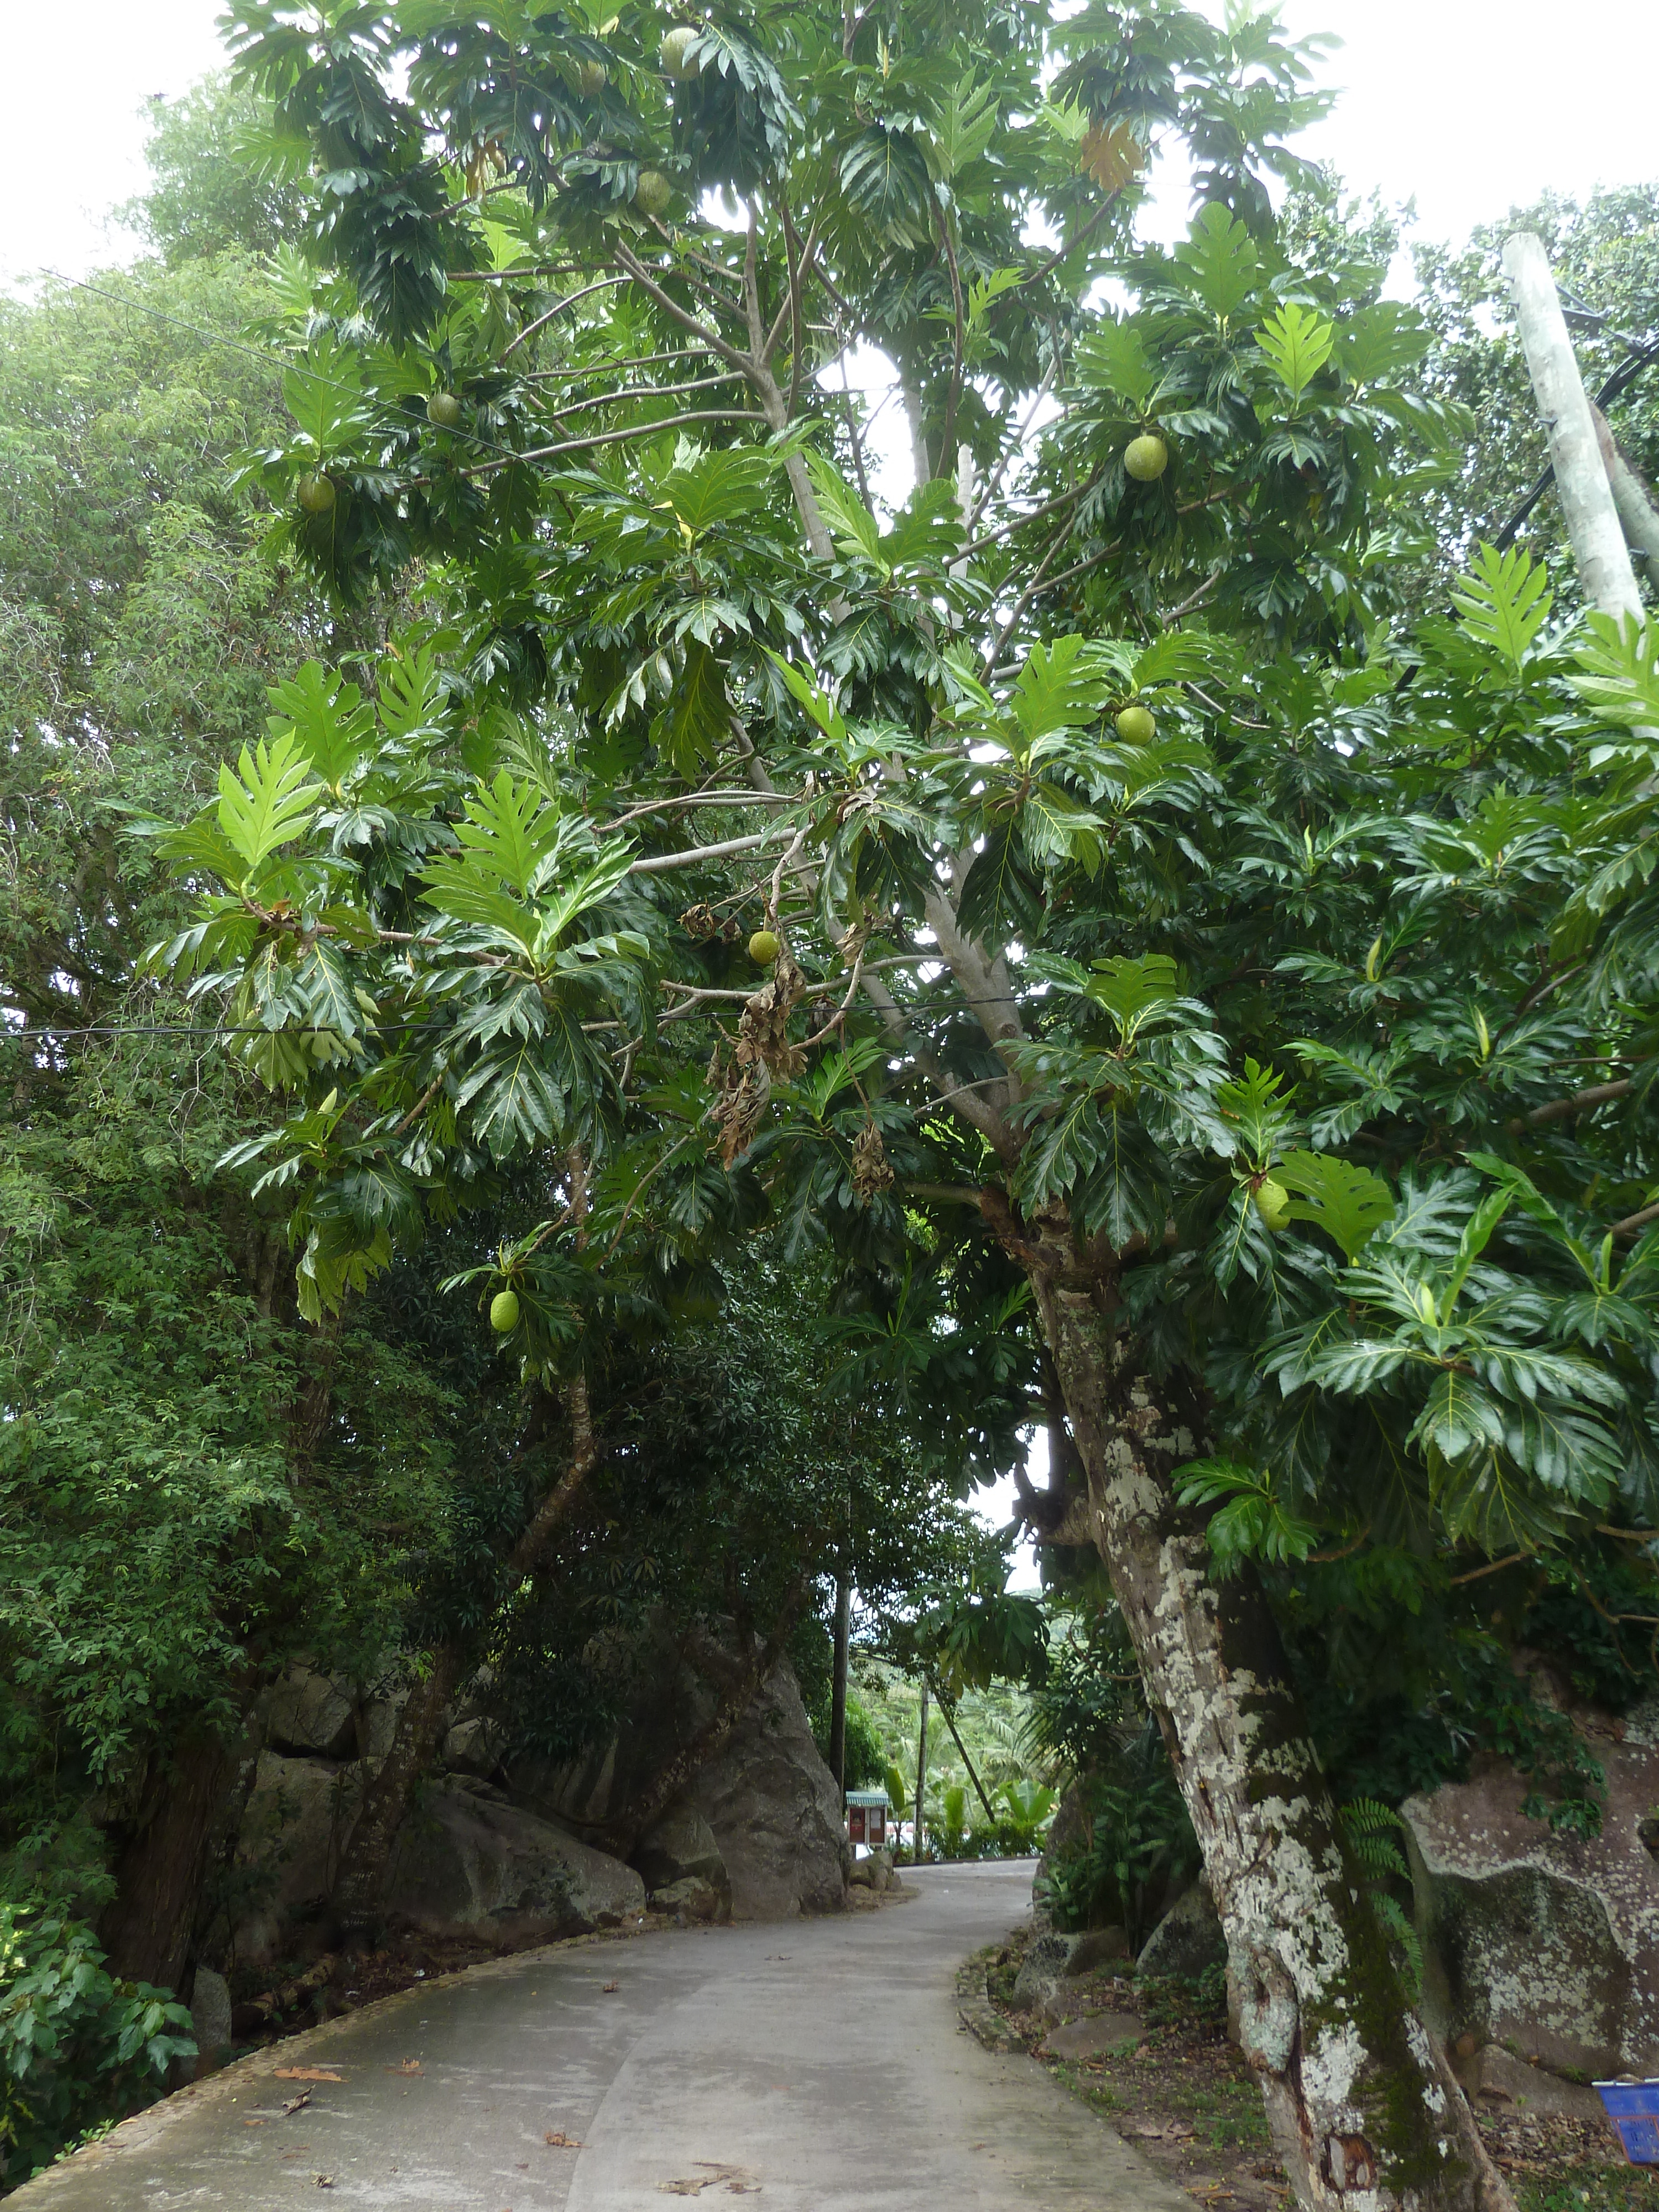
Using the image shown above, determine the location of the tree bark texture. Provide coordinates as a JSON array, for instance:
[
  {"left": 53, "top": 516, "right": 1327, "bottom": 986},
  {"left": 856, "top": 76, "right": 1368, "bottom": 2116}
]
[
  {"left": 1591, "top": 400, "right": 1659, "bottom": 565},
  {"left": 100, "top": 1726, "right": 248, "bottom": 1991},
  {"left": 1004, "top": 1201, "right": 1512, "bottom": 2212},
  {"left": 914, "top": 1680, "right": 929, "bottom": 1864},
  {"left": 1503, "top": 231, "right": 1643, "bottom": 623},
  {"left": 829, "top": 1572, "right": 852, "bottom": 1792}
]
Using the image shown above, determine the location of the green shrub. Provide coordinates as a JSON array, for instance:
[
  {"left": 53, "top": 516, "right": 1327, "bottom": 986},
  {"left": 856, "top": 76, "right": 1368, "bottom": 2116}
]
[
  {"left": 842, "top": 1696, "right": 886, "bottom": 1790},
  {"left": 0, "top": 1904, "right": 195, "bottom": 2192},
  {"left": 1035, "top": 1728, "right": 1201, "bottom": 1949}
]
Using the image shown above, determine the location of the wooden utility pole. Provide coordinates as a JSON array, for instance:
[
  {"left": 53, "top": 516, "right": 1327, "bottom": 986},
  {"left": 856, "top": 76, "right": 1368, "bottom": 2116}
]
[
  {"left": 1502, "top": 232, "right": 1644, "bottom": 623},
  {"left": 913, "top": 1682, "right": 929, "bottom": 1865},
  {"left": 828, "top": 1572, "right": 851, "bottom": 1792}
]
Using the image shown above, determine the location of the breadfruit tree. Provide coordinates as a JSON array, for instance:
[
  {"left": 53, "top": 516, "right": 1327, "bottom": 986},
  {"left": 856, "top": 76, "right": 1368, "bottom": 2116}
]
[{"left": 148, "top": 0, "right": 1659, "bottom": 2202}]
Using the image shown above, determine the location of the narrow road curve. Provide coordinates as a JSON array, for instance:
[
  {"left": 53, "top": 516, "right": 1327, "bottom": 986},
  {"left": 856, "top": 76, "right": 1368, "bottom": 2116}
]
[{"left": 19, "top": 1862, "right": 1190, "bottom": 2209}]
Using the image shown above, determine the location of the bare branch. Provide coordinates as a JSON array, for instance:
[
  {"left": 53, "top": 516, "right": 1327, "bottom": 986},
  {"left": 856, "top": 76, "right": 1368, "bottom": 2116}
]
[
  {"left": 525, "top": 370, "right": 749, "bottom": 432},
  {"left": 594, "top": 788, "right": 791, "bottom": 835},
  {"left": 935, "top": 197, "right": 967, "bottom": 468},
  {"left": 449, "top": 410, "right": 760, "bottom": 481},
  {"left": 627, "top": 827, "right": 795, "bottom": 877},
  {"left": 612, "top": 243, "right": 755, "bottom": 375},
  {"left": 962, "top": 355, "right": 1062, "bottom": 537},
  {"left": 499, "top": 275, "right": 630, "bottom": 361}
]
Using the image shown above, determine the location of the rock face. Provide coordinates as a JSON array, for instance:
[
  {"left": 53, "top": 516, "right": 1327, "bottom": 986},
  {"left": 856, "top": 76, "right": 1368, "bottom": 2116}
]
[
  {"left": 231, "top": 1751, "right": 367, "bottom": 1965},
  {"left": 1135, "top": 1879, "right": 1226, "bottom": 1981},
  {"left": 650, "top": 1875, "right": 727, "bottom": 1923},
  {"left": 228, "top": 1753, "right": 643, "bottom": 1963},
  {"left": 635, "top": 1800, "right": 728, "bottom": 1901},
  {"left": 1041, "top": 2011, "right": 1144, "bottom": 2062},
  {"left": 225, "top": 1639, "right": 838, "bottom": 1969},
  {"left": 849, "top": 1847, "right": 894, "bottom": 1893},
  {"left": 385, "top": 1777, "right": 645, "bottom": 1942},
  {"left": 685, "top": 1664, "right": 847, "bottom": 1919},
  {"left": 442, "top": 1715, "right": 505, "bottom": 1778},
  {"left": 266, "top": 1668, "right": 358, "bottom": 1761},
  {"left": 1454, "top": 2044, "right": 1608, "bottom": 2121},
  {"left": 511, "top": 1642, "right": 846, "bottom": 1922},
  {"left": 1404, "top": 1730, "right": 1659, "bottom": 2077},
  {"left": 1013, "top": 1931, "right": 1078, "bottom": 2007},
  {"left": 1031, "top": 1780, "right": 1091, "bottom": 1931}
]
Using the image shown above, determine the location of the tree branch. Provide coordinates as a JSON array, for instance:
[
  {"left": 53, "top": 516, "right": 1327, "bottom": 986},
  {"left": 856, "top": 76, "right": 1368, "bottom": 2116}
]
[
  {"left": 1522, "top": 1078, "right": 1632, "bottom": 1126},
  {"left": 452, "top": 410, "right": 760, "bottom": 480},
  {"left": 611, "top": 243, "right": 754, "bottom": 374},
  {"left": 499, "top": 275, "right": 630, "bottom": 361},
  {"left": 934, "top": 198, "right": 967, "bottom": 469}
]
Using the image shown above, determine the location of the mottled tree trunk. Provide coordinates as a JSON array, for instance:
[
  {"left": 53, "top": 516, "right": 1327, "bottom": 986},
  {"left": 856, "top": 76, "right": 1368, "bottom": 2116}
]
[
  {"left": 1005, "top": 1203, "right": 1512, "bottom": 2212},
  {"left": 101, "top": 1728, "right": 247, "bottom": 1991}
]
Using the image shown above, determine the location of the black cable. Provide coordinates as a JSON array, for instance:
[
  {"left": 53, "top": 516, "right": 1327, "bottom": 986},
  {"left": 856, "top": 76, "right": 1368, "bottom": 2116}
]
[
  {"left": 5, "top": 1019, "right": 456, "bottom": 1043},
  {"left": 1493, "top": 334, "right": 1659, "bottom": 552}
]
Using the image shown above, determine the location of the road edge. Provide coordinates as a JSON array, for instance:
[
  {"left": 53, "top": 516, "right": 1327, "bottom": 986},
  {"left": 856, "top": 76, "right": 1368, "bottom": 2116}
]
[
  {"left": 956, "top": 1944, "right": 1025, "bottom": 2054},
  {"left": 8, "top": 1918, "right": 662, "bottom": 2201}
]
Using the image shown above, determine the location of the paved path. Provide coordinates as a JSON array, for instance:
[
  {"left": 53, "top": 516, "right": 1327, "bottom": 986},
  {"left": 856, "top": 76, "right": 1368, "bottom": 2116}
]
[{"left": 20, "top": 1861, "right": 1190, "bottom": 2209}]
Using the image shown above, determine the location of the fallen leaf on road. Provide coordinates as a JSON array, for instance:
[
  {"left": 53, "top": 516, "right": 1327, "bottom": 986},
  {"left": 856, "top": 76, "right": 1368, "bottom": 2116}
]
[
  {"left": 275, "top": 2068, "right": 341, "bottom": 2083},
  {"left": 602, "top": 1980, "right": 619, "bottom": 1992},
  {"left": 659, "top": 2164, "right": 760, "bottom": 2197},
  {"left": 386, "top": 2060, "right": 423, "bottom": 2074},
  {"left": 281, "top": 2090, "right": 314, "bottom": 2116},
  {"left": 243, "top": 2119, "right": 265, "bottom": 2128},
  {"left": 545, "top": 2131, "right": 583, "bottom": 2148},
  {"left": 315, "top": 2177, "right": 335, "bottom": 2190}
]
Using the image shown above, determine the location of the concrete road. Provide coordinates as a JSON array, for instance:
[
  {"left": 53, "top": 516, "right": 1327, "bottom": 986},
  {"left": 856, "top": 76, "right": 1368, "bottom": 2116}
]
[{"left": 18, "top": 1861, "right": 1190, "bottom": 2209}]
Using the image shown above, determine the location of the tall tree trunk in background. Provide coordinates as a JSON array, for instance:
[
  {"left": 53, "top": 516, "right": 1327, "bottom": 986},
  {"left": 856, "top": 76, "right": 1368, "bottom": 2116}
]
[
  {"left": 101, "top": 1727, "right": 247, "bottom": 1990},
  {"left": 1502, "top": 231, "right": 1644, "bottom": 623},
  {"left": 913, "top": 1682, "right": 929, "bottom": 1866},
  {"left": 331, "top": 1369, "right": 599, "bottom": 1937},
  {"left": 828, "top": 1572, "right": 851, "bottom": 1792},
  {"left": 998, "top": 1198, "right": 1512, "bottom": 2212}
]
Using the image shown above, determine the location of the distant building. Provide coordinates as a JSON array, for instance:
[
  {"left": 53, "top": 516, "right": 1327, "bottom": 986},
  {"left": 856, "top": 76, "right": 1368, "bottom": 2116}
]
[{"left": 844, "top": 1788, "right": 890, "bottom": 1850}]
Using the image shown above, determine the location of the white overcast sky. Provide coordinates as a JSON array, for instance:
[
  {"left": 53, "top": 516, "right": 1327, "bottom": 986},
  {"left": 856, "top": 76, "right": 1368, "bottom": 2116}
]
[
  {"left": 5, "top": 0, "right": 1657, "bottom": 287},
  {"left": 6, "top": 0, "right": 1656, "bottom": 1587}
]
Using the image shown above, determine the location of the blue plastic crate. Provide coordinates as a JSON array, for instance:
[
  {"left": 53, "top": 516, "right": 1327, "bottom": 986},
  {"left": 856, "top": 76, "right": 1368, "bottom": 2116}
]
[{"left": 1595, "top": 2080, "right": 1659, "bottom": 2164}]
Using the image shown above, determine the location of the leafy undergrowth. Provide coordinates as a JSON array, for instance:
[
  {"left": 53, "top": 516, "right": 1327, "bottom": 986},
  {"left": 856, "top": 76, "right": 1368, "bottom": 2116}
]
[
  {"left": 1500, "top": 2127, "right": 1659, "bottom": 2211},
  {"left": 985, "top": 1927, "right": 1287, "bottom": 2210},
  {"left": 984, "top": 1926, "right": 1658, "bottom": 2211}
]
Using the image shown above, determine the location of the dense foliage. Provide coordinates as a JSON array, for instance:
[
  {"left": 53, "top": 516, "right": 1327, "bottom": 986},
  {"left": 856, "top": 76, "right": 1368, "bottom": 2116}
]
[
  {"left": 0, "top": 1907, "right": 195, "bottom": 2192},
  {"left": 8, "top": 0, "right": 1659, "bottom": 2192}
]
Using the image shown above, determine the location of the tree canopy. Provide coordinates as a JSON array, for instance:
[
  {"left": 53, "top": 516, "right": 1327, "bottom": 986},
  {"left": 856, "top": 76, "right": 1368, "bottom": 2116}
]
[{"left": 8, "top": 5, "right": 1659, "bottom": 2201}]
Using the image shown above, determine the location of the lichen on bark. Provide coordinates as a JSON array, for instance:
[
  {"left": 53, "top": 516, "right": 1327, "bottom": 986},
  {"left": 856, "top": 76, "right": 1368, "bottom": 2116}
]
[{"left": 996, "top": 1197, "right": 1514, "bottom": 2211}]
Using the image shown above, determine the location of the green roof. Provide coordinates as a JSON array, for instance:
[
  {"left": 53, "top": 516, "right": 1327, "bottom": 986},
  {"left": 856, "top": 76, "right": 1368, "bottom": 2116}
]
[{"left": 844, "top": 1788, "right": 890, "bottom": 1806}]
